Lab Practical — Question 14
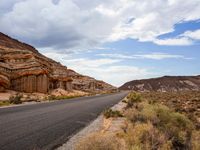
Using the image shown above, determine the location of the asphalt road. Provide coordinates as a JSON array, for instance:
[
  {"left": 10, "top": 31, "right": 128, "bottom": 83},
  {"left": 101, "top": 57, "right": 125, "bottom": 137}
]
[{"left": 0, "top": 91, "right": 128, "bottom": 150}]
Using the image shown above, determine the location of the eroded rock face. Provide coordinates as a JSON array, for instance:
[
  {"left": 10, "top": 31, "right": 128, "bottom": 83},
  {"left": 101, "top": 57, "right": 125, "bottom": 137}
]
[
  {"left": 0, "top": 32, "right": 115, "bottom": 93},
  {"left": 119, "top": 76, "right": 200, "bottom": 92}
]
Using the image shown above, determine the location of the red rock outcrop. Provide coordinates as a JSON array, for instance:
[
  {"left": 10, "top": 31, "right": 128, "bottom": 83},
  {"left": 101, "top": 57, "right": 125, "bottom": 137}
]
[{"left": 0, "top": 32, "right": 115, "bottom": 93}]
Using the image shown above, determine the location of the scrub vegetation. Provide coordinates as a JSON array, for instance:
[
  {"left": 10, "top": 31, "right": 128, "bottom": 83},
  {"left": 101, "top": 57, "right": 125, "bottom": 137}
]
[{"left": 76, "top": 91, "right": 200, "bottom": 150}]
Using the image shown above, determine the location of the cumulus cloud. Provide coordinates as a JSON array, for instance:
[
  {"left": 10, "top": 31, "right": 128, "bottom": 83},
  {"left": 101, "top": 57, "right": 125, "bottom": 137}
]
[
  {"left": 155, "top": 29, "right": 200, "bottom": 46},
  {"left": 183, "top": 29, "right": 200, "bottom": 40},
  {"left": 98, "top": 52, "right": 192, "bottom": 60},
  {"left": 0, "top": 0, "right": 200, "bottom": 50}
]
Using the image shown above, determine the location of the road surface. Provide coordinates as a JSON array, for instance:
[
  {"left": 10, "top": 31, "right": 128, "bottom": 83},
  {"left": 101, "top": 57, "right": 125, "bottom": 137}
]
[{"left": 0, "top": 92, "right": 128, "bottom": 150}]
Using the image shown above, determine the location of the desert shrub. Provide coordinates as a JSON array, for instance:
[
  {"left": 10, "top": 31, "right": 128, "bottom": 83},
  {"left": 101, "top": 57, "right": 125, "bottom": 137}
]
[
  {"left": 126, "top": 108, "right": 148, "bottom": 123},
  {"left": 125, "top": 101, "right": 194, "bottom": 149},
  {"left": 154, "top": 105, "right": 194, "bottom": 149},
  {"left": 191, "top": 131, "right": 200, "bottom": 150},
  {"left": 124, "top": 122, "right": 172, "bottom": 150},
  {"left": 126, "top": 103, "right": 160, "bottom": 124},
  {"left": 75, "top": 133, "right": 123, "bottom": 150},
  {"left": 46, "top": 95, "right": 57, "bottom": 101},
  {"left": 103, "top": 108, "right": 123, "bottom": 119},
  {"left": 122, "top": 99, "right": 127, "bottom": 103},
  {"left": 140, "top": 91, "right": 200, "bottom": 129},
  {"left": 9, "top": 94, "right": 22, "bottom": 104},
  {"left": 0, "top": 101, "right": 10, "bottom": 107},
  {"left": 126, "top": 92, "right": 142, "bottom": 108}
]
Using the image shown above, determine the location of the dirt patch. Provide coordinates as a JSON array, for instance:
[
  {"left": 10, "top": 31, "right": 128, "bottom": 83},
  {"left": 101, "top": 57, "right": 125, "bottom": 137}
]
[{"left": 50, "top": 89, "right": 88, "bottom": 97}]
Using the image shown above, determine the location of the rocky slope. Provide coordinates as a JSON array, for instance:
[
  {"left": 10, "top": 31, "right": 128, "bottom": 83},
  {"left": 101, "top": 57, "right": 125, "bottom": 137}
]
[
  {"left": 0, "top": 32, "right": 115, "bottom": 93},
  {"left": 119, "top": 75, "right": 200, "bottom": 92}
]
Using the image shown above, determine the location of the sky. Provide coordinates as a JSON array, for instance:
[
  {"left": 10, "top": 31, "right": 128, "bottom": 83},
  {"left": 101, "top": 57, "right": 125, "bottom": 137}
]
[{"left": 0, "top": 0, "right": 200, "bottom": 86}]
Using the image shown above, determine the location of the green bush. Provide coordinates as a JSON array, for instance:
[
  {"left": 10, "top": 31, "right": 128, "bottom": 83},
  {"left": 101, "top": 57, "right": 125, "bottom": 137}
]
[
  {"left": 126, "top": 108, "right": 147, "bottom": 123},
  {"left": 126, "top": 92, "right": 142, "bottom": 108},
  {"left": 9, "top": 94, "right": 22, "bottom": 104},
  {"left": 126, "top": 103, "right": 159, "bottom": 124},
  {"left": 155, "top": 107, "right": 194, "bottom": 149},
  {"left": 124, "top": 122, "right": 172, "bottom": 150},
  {"left": 47, "top": 95, "right": 57, "bottom": 101},
  {"left": 103, "top": 108, "right": 123, "bottom": 119},
  {"left": 125, "top": 101, "right": 194, "bottom": 149}
]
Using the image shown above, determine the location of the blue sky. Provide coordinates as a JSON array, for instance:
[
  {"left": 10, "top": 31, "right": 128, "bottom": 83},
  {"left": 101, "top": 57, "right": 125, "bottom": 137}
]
[{"left": 0, "top": 0, "right": 200, "bottom": 86}]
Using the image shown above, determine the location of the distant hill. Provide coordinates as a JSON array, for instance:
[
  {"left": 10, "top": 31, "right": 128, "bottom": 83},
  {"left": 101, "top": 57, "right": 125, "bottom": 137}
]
[
  {"left": 0, "top": 32, "right": 115, "bottom": 93},
  {"left": 119, "top": 75, "right": 200, "bottom": 92}
]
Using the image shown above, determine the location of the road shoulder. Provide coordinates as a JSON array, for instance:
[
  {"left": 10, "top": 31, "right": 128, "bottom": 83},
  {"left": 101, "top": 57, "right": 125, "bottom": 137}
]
[{"left": 57, "top": 98, "right": 127, "bottom": 150}]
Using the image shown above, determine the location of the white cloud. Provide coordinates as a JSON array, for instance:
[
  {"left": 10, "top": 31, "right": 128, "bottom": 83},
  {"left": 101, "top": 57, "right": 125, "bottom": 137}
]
[
  {"left": 44, "top": 52, "right": 121, "bottom": 67},
  {"left": 154, "top": 29, "right": 200, "bottom": 46},
  {"left": 98, "top": 53, "right": 134, "bottom": 59},
  {"left": 0, "top": 0, "right": 200, "bottom": 49},
  {"left": 43, "top": 52, "right": 152, "bottom": 86},
  {"left": 153, "top": 37, "right": 193, "bottom": 46},
  {"left": 86, "top": 66, "right": 150, "bottom": 87},
  {"left": 108, "top": 0, "right": 200, "bottom": 45},
  {"left": 98, "top": 52, "right": 191, "bottom": 60},
  {"left": 63, "top": 58, "right": 122, "bottom": 68},
  {"left": 183, "top": 29, "right": 200, "bottom": 40},
  {"left": 134, "top": 53, "right": 189, "bottom": 60}
]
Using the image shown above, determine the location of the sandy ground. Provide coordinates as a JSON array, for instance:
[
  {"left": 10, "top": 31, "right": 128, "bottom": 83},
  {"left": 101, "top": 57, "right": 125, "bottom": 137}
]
[
  {"left": 0, "top": 88, "right": 89, "bottom": 102},
  {"left": 0, "top": 90, "right": 16, "bottom": 101},
  {"left": 51, "top": 88, "right": 88, "bottom": 97}
]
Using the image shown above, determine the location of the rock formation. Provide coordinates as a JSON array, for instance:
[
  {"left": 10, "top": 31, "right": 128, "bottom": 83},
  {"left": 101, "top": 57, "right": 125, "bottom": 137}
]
[
  {"left": 119, "top": 75, "right": 200, "bottom": 92},
  {"left": 0, "top": 32, "right": 115, "bottom": 93}
]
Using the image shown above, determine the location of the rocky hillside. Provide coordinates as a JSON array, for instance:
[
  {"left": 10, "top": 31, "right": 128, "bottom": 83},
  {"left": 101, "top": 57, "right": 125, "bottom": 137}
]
[
  {"left": 119, "top": 75, "right": 200, "bottom": 92},
  {"left": 0, "top": 32, "right": 115, "bottom": 93}
]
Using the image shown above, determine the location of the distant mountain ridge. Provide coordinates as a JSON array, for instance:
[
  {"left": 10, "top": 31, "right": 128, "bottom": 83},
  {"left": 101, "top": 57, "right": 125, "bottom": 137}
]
[
  {"left": 119, "top": 75, "right": 200, "bottom": 92},
  {"left": 0, "top": 32, "right": 115, "bottom": 93}
]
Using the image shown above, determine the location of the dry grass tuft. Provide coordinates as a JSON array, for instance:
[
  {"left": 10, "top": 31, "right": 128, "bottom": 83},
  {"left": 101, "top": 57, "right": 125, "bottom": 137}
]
[
  {"left": 75, "top": 133, "right": 124, "bottom": 150},
  {"left": 123, "top": 122, "right": 172, "bottom": 150}
]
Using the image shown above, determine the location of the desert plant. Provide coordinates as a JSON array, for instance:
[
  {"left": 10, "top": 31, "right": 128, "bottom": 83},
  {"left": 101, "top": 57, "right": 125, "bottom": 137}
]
[
  {"left": 126, "top": 103, "right": 159, "bottom": 124},
  {"left": 125, "top": 100, "right": 194, "bottom": 149},
  {"left": 9, "top": 94, "right": 22, "bottom": 104},
  {"left": 124, "top": 122, "right": 172, "bottom": 150},
  {"left": 75, "top": 133, "right": 123, "bottom": 150},
  {"left": 126, "top": 92, "right": 142, "bottom": 108},
  {"left": 103, "top": 108, "right": 123, "bottom": 118},
  {"left": 125, "top": 108, "right": 147, "bottom": 123},
  {"left": 122, "top": 99, "right": 127, "bottom": 103},
  {"left": 0, "top": 101, "right": 10, "bottom": 107},
  {"left": 156, "top": 110, "right": 194, "bottom": 149}
]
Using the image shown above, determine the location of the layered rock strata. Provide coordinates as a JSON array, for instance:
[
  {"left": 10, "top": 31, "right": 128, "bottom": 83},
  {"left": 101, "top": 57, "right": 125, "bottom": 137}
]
[{"left": 0, "top": 32, "right": 115, "bottom": 93}]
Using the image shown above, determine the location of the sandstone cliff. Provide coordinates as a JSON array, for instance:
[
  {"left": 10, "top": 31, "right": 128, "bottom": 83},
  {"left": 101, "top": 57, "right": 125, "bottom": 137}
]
[
  {"left": 0, "top": 32, "right": 115, "bottom": 93},
  {"left": 119, "top": 75, "right": 200, "bottom": 92}
]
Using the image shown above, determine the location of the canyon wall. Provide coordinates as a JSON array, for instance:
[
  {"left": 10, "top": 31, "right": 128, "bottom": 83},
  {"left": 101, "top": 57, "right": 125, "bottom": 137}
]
[{"left": 0, "top": 32, "right": 115, "bottom": 93}]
